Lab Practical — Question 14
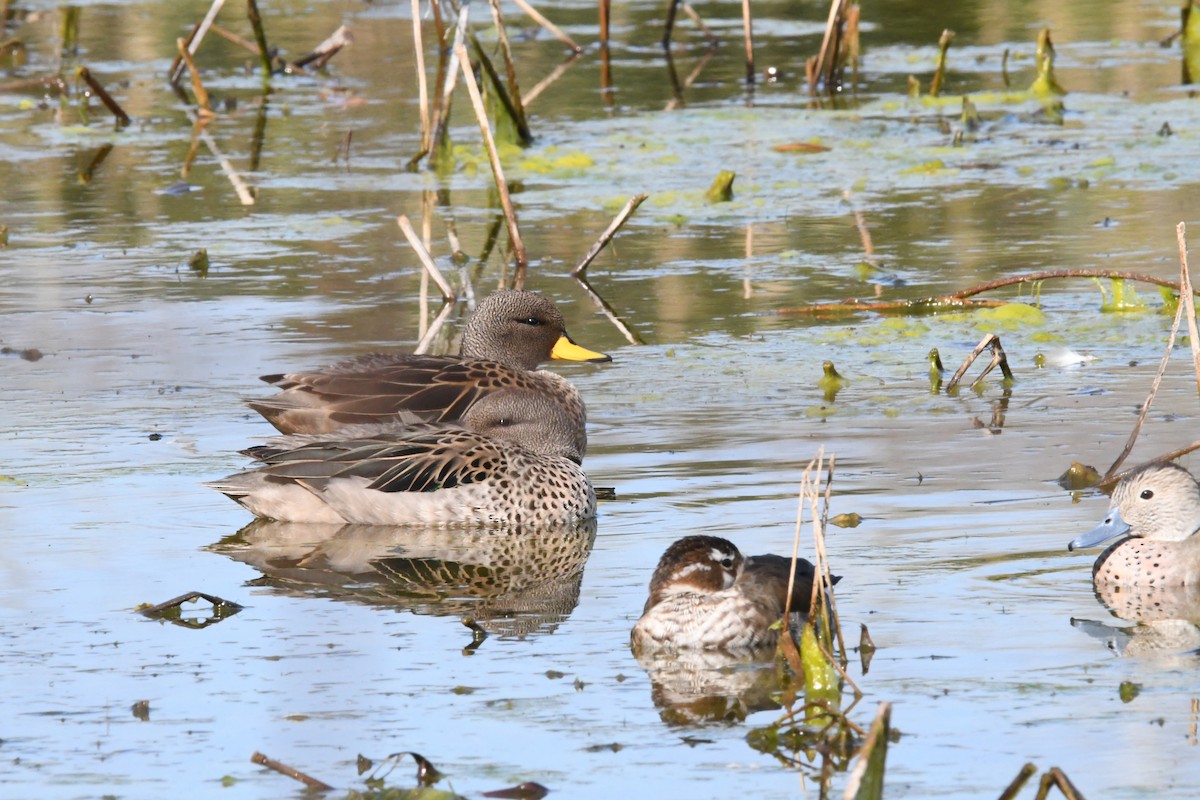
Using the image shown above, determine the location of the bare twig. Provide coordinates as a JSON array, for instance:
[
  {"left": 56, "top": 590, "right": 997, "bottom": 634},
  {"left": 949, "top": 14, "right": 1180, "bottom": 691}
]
[
  {"left": 454, "top": 39, "right": 528, "bottom": 288},
  {"left": 949, "top": 269, "right": 1196, "bottom": 299},
  {"left": 176, "top": 37, "right": 214, "bottom": 114},
  {"left": 76, "top": 67, "right": 130, "bottom": 126},
  {"left": 397, "top": 214, "right": 455, "bottom": 301},
  {"left": 811, "top": 0, "right": 846, "bottom": 90},
  {"left": 168, "top": 0, "right": 227, "bottom": 84},
  {"left": 572, "top": 194, "right": 648, "bottom": 276},
  {"left": 250, "top": 752, "right": 334, "bottom": 792},
  {"left": 509, "top": 0, "right": 581, "bottom": 52}
]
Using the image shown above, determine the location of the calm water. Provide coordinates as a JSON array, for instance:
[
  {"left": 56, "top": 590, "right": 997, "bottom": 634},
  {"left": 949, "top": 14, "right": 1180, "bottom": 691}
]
[{"left": 3, "top": 0, "right": 1200, "bottom": 797}]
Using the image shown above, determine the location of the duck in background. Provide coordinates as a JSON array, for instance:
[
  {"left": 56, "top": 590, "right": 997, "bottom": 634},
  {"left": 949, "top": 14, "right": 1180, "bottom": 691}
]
[
  {"left": 248, "top": 290, "right": 610, "bottom": 458},
  {"left": 209, "top": 388, "right": 596, "bottom": 527}
]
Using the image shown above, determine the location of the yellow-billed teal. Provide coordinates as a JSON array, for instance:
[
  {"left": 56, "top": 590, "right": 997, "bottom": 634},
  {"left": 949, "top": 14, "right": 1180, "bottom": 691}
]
[
  {"left": 1068, "top": 461, "right": 1200, "bottom": 588},
  {"left": 209, "top": 389, "right": 596, "bottom": 527},
  {"left": 249, "top": 291, "right": 610, "bottom": 457},
  {"left": 631, "top": 535, "right": 838, "bottom": 653}
]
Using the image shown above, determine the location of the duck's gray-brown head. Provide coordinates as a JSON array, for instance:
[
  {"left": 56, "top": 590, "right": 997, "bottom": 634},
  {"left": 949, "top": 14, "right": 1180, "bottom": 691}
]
[
  {"left": 461, "top": 388, "right": 585, "bottom": 464},
  {"left": 460, "top": 291, "right": 610, "bottom": 370}
]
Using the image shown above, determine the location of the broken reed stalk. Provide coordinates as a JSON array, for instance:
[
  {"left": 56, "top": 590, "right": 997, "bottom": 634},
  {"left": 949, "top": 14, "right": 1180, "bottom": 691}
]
[
  {"left": 290, "top": 24, "right": 352, "bottom": 71},
  {"left": 250, "top": 752, "right": 333, "bottom": 792},
  {"left": 998, "top": 763, "right": 1039, "bottom": 800},
  {"left": 929, "top": 28, "right": 954, "bottom": 97},
  {"left": 1176, "top": 222, "right": 1200, "bottom": 399},
  {"left": 453, "top": 39, "right": 529, "bottom": 289},
  {"left": 598, "top": 0, "right": 610, "bottom": 50},
  {"left": 486, "top": 0, "right": 531, "bottom": 142},
  {"left": 411, "top": 0, "right": 431, "bottom": 154},
  {"left": 176, "top": 37, "right": 214, "bottom": 114},
  {"left": 811, "top": 0, "right": 846, "bottom": 90},
  {"left": 944, "top": 333, "right": 1012, "bottom": 392},
  {"left": 76, "top": 67, "right": 130, "bottom": 126},
  {"left": 509, "top": 0, "right": 582, "bottom": 53},
  {"left": 169, "top": 0, "right": 226, "bottom": 83},
  {"left": 572, "top": 194, "right": 648, "bottom": 276},
  {"left": 245, "top": 0, "right": 273, "bottom": 86}
]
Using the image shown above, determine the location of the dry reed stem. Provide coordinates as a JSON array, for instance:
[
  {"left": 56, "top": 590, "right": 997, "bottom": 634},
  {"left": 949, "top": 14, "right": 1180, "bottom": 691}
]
[
  {"left": 169, "top": 0, "right": 226, "bottom": 83},
  {"left": 176, "top": 37, "right": 213, "bottom": 114},
  {"left": 245, "top": 0, "right": 273, "bottom": 82},
  {"left": 411, "top": 0, "right": 431, "bottom": 153},
  {"left": 813, "top": 0, "right": 846, "bottom": 89},
  {"left": 250, "top": 752, "right": 333, "bottom": 792},
  {"left": 1176, "top": 222, "right": 1200, "bottom": 399},
  {"left": 428, "top": 8, "right": 467, "bottom": 169},
  {"left": 572, "top": 194, "right": 648, "bottom": 276},
  {"left": 522, "top": 52, "right": 581, "bottom": 107},
  {"left": 944, "top": 333, "right": 1011, "bottom": 392},
  {"left": 740, "top": 0, "right": 754, "bottom": 83},
  {"left": 453, "top": 39, "right": 528, "bottom": 289},
  {"left": 998, "top": 763, "right": 1039, "bottom": 800},
  {"left": 509, "top": 0, "right": 582, "bottom": 52},
  {"left": 76, "top": 67, "right": 130, "bottom": 126},
  {"left": 486, "top": 0, "right": 531, "bottom": 142}
]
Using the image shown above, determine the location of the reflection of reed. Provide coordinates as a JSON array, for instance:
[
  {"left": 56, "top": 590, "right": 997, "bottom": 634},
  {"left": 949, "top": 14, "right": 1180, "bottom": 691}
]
[{"left": 212, "top": 519, "right": 597, "bottom": 639}]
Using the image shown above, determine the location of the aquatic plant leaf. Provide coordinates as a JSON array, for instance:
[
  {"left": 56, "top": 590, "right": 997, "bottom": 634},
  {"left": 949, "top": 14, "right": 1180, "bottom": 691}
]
[
  {"left": 829, "top": 512, "right": 862, "bottom": 528},
  {"left": 844, "top": 702, "right": 893, "bottom": 800},
  {"left": 772, "top": 141, "right": 832, "bottom": 153},
  {"left": 1118, "top": 681, "right": 1141, "bottom": 703},
  {"left": 705, "top": 170, "right": 735, "bottom": 203},
  {"left": 1055, "top": 462, "right": 1101, "bottom": 490},
  {"left": 1185, "top": 0, "right": 1200, "bottom": 85},
  {"left": 801, "top": 622, "right": 840, "bottom": 715}
]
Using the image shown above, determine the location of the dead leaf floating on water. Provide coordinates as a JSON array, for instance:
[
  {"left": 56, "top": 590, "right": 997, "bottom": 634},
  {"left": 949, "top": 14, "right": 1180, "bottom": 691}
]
[
  {"left": 772, "top": 141, "right": 831, "bottom": 153},
  {"left": 482, "top": 782, "right": 550, "bottom": 800}
]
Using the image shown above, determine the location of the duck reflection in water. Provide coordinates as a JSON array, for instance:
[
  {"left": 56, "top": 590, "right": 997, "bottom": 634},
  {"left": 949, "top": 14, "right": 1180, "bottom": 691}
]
[
  {"left": 211, "top": 518, "right": 597, "bottom": 641},
  {"left": 631, "top": 535, "right": 840, "bottom": 724},
  {"left": 1068, "top": 461, "right": 1200, "bottom": 659}
]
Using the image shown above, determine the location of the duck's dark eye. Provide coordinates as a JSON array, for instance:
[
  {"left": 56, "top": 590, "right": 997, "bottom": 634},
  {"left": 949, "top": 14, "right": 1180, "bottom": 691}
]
[
  {"left": 720, "top": 557, "right": 734, "bottom": 569},
  {"left": 1140, "top": 489, "right": 1154, "bottom": 500},
  {"left": 517, "top": 316, "right": 544, "bottom": 327}
]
